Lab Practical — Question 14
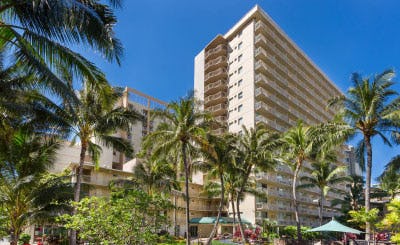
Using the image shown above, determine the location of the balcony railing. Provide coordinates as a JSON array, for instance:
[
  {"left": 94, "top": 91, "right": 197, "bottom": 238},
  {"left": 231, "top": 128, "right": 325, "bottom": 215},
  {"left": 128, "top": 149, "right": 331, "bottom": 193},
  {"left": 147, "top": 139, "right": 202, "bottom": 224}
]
[
  {"left": 204, "top": 91, "right": 227, "bottom": 106},
  {"left": 204, "top": 56, "right": 227, "bottom": 72},
  {"left": 204, "top": 67, "right": 227, "bottom": 82},
  {"left": 205, "top": 44, "right": 227, "bottom": 60},
  {"left": 204, "top": 79, "right": 227, "bottom": 95}
]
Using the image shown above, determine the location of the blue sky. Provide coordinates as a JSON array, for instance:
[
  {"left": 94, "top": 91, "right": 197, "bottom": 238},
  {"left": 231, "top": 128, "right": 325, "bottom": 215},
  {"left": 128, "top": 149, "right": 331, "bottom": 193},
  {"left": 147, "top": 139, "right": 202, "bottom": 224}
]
[{"left": 84, "top": 0, "right": 400, "bottom": 182}]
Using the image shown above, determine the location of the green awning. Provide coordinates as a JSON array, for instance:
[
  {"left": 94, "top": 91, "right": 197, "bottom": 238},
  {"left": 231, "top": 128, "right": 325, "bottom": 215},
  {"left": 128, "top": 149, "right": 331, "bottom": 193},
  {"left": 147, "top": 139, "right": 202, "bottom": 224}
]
[
  {"left": 189, "top": 217, "right": 251, "bottom": 225},
  {"left": 306, "top": 219, "right": 362, "bottom": 234}
]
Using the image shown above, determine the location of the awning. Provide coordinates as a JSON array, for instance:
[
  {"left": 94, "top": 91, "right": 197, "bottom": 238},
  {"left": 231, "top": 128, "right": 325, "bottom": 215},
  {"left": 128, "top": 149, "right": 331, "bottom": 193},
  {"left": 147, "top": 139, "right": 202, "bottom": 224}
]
[
  {"left": 306, "top": 219, "right": 362, "bottom": 234},
  {"left": 189, "top": 217, "right": 252, "bottom": 225}
]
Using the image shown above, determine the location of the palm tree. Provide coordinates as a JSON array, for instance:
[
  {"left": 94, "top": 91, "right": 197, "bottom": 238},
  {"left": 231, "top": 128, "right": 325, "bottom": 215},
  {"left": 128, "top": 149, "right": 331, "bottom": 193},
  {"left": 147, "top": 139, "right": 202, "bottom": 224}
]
[
  {"left": 133, "top": 152, "right": 178, "bottom": 195},
  {"left": 142, "top": 94, "right": 212, "bottom": 245},
  {"left": 58, "top": 82, "right": 142, "bottom": 244},
  {"left": 297, "top": 159, "right": 349, "bottom": 225},
  {"left": 280, "top": 122, "right": 317, "bottom": 241},
  {"left": 234, "top": 125, "right": 279, "bottom": 243},
  {"left": 378, "top": 155, "right": 400, "bottom": 200},
  {"left": 0, "top": 129, "right": 73, "bottom": 245},
  {"left": 194, "top": 133, "right": 236, "bottom": 245},
  {"left": 0, "top": 0, "right": 123, "bottom": 101},
  {"left": 328, "top": 69, "right": 400, "bottom": 239}
]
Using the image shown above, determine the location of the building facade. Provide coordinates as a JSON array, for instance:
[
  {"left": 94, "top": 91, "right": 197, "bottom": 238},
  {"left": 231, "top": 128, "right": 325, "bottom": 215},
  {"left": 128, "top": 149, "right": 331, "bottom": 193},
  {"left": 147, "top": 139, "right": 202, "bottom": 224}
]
[{"left": 194, "top": 5, "right": 346, "bottom": 227}]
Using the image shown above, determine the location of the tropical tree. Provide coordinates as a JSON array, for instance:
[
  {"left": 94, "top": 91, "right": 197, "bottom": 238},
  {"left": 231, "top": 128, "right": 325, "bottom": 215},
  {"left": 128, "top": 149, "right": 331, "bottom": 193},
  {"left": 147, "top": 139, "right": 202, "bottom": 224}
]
[
  {"left": 194, "top": 133, "right": 236, "bottom": 245},
  {"left": 61, "top": 188, "right": 172, "bottom": 244},
  {"left": 234, "top": 125, "right": 279, "bottom": 242},
  {"left": 56, "top": 83, "right": 142, "bottom": 244},
  {"left": 280, "top": 122, "right": 317, "bottom": 241},
  {"left": 297, "top": 159, "right": 349, "bottom": 225},
  {"left": 378, "top": 198, "right": 400, "bottom": 243},
  {"left": 333, "top": 175, "right": 364, "bottom": 211},
  {"left": 142, "top": 94, "right": 212, "bottom": 245},
  {"left": 328, "top": 69, "right": 400, "bottom": 239},
  {"left": 0, "top": 0, "right": 123, "bottom": 101},
  {"left": 378, "top": 155, "right": 400, "bottom": 200},
  {"left": 133, "top": 152, "right": 178, "bottom": 195},
  {"left": 0, "top": 129, "right": 73, "bottom": 245}
]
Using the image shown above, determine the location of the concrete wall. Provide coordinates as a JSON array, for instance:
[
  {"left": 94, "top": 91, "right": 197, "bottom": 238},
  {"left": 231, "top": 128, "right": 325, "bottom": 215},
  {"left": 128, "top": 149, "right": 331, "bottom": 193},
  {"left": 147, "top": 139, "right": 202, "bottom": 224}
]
[{"left": 227, "top": 20, "right": 255, "bottom": 133}]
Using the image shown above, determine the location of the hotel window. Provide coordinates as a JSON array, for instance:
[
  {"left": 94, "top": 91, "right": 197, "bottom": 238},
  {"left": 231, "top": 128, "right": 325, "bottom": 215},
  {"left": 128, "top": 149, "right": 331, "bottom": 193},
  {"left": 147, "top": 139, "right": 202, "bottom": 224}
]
[
  {"left": 238, "top": 79, "right": 243, "bottom": 86},
  {"left": 238, "top": 104, "right": 243, "bottom": 112},
  {"left": 238, "top": 92, "right": 243, "bottom": 99},
  {"left": 238, "top": 66, "right": 243, "bottom": 74},
  {"left": 238, "top": 54, "right": 242, "bottom": 62},
  {"left": 238, "top": 42, "right": 242, "bottom": 50},
  {"left": 238, "top": 117, "right": 243, "bottom": 125}
]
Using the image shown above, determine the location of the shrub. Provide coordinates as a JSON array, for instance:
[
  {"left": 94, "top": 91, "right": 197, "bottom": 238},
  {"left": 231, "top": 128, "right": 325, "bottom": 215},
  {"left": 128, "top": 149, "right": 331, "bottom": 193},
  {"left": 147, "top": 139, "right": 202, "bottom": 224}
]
[{"left": 19, "top": 233, "right": 31, "bottom": 245}]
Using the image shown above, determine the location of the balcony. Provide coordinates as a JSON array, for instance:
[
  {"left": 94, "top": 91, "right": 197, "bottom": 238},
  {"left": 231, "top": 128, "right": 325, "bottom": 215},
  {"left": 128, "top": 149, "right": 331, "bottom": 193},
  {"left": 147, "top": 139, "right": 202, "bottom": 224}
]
[
  {"left": 255, "top": 87, "right": 273, "bottom": 100},
  {"left": 267, "top": 189, "right": 292, "bottom": 199},
  {"left": 204, "top": 56, "right": 227, "bottom": 73},
  {"left": 204, "top": 67, "right": 227, "bottom": 83},
  {"left": 255, "top": 47, "right": 277, "bottom": 66},
  {"left": 206, "top": 103, "right": 227, "bottom": 116},
  {"left": 204, "top": 91, "right": 227, "bottom": 107},
  {"left": 204, "top": 79, "right": 227, "bottom": 96},
  {"left": 256, "top": 202, "right": 267, "bottom": 210},
  {"left": 205, "top": 44, "right": 227, "bottom": 60}
]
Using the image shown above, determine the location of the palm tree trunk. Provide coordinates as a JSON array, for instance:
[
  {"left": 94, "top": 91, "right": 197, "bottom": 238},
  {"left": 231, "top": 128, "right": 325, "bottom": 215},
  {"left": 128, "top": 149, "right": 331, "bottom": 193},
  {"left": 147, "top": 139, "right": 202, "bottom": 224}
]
[
  {"left": 9, "top": 228, "right": 19, "bottom": 245},
  {"left": 293, "top": 161, "right": 302, "bottom": 242},
  {"left": 236, "top": 195, "right": 246, "bottom": 244},
  {"left": 182, "top": 144, "right": 190, "bottom": 245},
  {"left": 365, "top": 135, "right": 372, "bottom": 241},
  {"left": 70, "top": 143, "right": 87, "bottom": 245},
  {"left": 231, "top": 196, "right": 236, "bottom": 234},
  {"left": 319, "top": 190, "right": 323, "bottom": 226},
  {"left": 206, "top": 173, "right": 225, "bottom": 245}
]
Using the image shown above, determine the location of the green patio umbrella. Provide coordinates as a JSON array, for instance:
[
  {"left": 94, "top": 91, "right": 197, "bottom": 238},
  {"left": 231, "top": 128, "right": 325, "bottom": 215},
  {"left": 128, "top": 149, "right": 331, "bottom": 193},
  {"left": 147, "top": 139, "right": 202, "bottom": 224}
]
[{"left": 306, "top": 218, "right": 362, "bottom": 234}]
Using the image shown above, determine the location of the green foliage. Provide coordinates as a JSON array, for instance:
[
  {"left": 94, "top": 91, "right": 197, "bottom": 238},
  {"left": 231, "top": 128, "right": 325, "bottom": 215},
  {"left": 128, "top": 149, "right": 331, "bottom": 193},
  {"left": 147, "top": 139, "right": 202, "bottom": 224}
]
[
  {"left": 280, "top": 226, "right": 318, "bottom": 240},
  {"left": 60, "top": 189, "right": 172, "bottom": 244},
  {"left": 0, "top": 130, "right": 73, "bottom": 243},
  {"left": 378, "top": 198, "right": 400, "bottom": 243},
  {"left": 348, "top": 207, "right": 380, "bottom": 230},
  {"left": 18, "top": 233, "right": 31, "bottom": 245}
]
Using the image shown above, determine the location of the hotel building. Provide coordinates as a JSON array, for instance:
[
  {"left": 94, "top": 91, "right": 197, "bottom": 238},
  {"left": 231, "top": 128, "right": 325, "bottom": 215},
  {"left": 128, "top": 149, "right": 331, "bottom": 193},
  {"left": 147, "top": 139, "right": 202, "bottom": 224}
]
[
  {"left": 30, "top": 88, "right": 221, "bottom": 241},
  {"left": 194, "top": 5, "right": 345, "bottom": 226}
]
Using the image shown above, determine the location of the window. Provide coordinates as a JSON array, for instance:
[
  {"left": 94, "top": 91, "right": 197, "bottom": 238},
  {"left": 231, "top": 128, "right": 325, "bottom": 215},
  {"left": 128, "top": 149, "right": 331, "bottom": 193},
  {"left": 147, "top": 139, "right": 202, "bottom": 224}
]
[
  {"left": 238, "top": 66, "right": 243, "bottom": 74},
  {"left": 237, "top": 30, "right": 242, "bottom": 38},
  {"left": 238, "top": 54, "right": 242, "bottom": 62},
  {"left": 238, "top": 117, "right": 243, "bottom": 125},
  {"left": 238, "top": 104, "right": 243, "bottom": 112},
  {"left": 238, "top": 79, "right": 243, "bottom": 86},
  {"left": 238, "top": 42, "right": 242, "bottom": 50},
  {"left": 238, "top": 92, "right": 243, "bottom": 99}
]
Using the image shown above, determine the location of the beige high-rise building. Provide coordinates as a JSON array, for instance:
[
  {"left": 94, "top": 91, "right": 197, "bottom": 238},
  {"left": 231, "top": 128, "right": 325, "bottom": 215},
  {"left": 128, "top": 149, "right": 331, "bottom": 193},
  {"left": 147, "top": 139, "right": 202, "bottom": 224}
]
[{"left": 194, "top": 5, "right": 345, "bottom": 227}]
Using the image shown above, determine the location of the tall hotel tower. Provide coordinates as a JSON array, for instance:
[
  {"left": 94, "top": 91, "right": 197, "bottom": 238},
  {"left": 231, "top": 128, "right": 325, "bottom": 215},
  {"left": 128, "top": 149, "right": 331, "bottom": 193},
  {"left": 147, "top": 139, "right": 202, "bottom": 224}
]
[{"left": 194, "top": 5, "right": 344, "bottom": 226}]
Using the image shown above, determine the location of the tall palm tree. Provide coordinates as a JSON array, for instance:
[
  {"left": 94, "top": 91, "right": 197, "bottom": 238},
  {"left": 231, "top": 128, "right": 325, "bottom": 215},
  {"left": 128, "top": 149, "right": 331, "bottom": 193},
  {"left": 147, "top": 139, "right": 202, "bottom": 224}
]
[
  {"left": 280, "top": 122, "right": 317, "bottom": 241},
  {"left": 142, "top": 94, "right": 212, "bottom": 245},
  {"left": 234, "top": 125, "right": 279, "bottom": 243},
  {"left": 0, "top": 0, "right": 123, "bottom": 101},
  {"left": 57, "top": 82, "right": 142, "bottom": 244},
  {"left": 194, "top": 133, "right": 236, "bottom": 245},
  {"left": 0, "top": 129, "right": 73, "bottom": 245},
  {"left": 297, "top": 160, "right": 349, "bottom": 225},
  {"left": 328, "top": 69, "right": 400, "bottom": 239}
]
